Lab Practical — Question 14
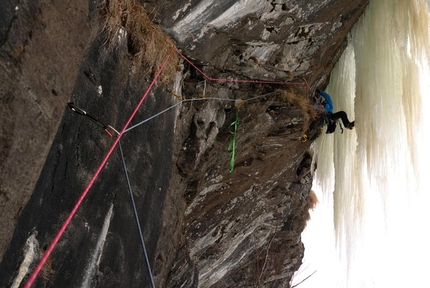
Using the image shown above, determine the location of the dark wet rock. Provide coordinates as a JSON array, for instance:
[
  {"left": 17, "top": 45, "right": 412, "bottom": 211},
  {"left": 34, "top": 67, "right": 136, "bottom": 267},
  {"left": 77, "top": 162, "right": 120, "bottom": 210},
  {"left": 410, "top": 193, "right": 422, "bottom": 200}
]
[
  {"left": 0, "top": 0, "right": 368, "bottom": 287},
  {"left": 0, "top": 0, "right": 92, "bottom": 265}
]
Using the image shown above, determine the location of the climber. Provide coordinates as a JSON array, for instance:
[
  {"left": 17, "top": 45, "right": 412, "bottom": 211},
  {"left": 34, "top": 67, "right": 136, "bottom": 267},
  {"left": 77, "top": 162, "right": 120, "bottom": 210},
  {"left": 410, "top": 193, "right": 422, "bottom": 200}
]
[
  {"left": 301, "top": 90, "right": 354, "bottom": 142},
  {"left": 317, "top": 89, "right": 355, "bottom": 132}
]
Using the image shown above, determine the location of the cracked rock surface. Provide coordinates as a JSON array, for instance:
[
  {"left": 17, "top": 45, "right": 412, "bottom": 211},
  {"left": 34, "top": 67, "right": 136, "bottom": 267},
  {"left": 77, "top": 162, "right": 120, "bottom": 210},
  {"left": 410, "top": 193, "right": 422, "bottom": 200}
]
[{"left": 147, "top": 0, "right": 368, "bottom": 84}]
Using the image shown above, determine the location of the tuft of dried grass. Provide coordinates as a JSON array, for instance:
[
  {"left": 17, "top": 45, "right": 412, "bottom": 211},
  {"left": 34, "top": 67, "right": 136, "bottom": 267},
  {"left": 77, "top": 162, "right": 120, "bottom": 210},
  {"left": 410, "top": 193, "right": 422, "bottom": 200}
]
[
  {"left": 100, "top": 0, "right": 131, "bottom": 48},
  {"left": 100, "top": 0, "right": 178, "bottom": 82},
  {"left": 303, "top": 190, "right": 318, "bottom": 227},
  {"left": 305, "top": 190, "right": 318, "bottom": 211},
  {"left": 277, "top": 89, "right": 318, "bottom": 132}
]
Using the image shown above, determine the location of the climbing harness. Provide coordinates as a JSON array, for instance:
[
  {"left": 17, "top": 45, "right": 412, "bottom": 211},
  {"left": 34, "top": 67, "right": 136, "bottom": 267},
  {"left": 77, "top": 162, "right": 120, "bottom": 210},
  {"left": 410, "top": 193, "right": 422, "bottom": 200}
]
[
  {"left": 301, "top": 91, "right": 328, "bottom": 142},
  {"left": 67, "top": 102, "right": 120, "bottom": 138},
  {"left": 228, "top": 110, "right": 240, "bottom": 173}
]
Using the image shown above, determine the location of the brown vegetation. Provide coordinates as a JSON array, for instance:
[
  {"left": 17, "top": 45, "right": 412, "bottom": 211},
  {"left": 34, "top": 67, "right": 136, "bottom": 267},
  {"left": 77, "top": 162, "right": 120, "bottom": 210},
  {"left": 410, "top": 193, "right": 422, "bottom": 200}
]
[
  {"left": 303, "top": 190, "right": 318, "bottom": 227},
  {"left": 100, "top": 0, "right": 178, "bottom": 82},
  {"left": 278, "top": 89, "right": 318, "bottom": 133}
]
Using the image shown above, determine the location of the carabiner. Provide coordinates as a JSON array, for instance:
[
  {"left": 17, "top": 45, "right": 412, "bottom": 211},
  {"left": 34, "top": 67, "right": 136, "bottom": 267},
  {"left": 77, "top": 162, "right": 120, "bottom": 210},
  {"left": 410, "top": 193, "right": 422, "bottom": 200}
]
[{"left": 67, "top": 102, "right": 87, "bottom": 115}]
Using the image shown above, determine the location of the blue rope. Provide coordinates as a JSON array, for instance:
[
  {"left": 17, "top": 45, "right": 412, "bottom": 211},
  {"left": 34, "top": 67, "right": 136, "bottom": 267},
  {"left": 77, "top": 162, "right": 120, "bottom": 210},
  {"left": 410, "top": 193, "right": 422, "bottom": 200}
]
[
  {"left": 124, "top": 101, "right": 184, "bottom": 133},
  {"left": 124, "top": 92, "right": 277, "bottom": 133},
  {"left": 118, "top": 140, "right": 156, "bottom": 288}
]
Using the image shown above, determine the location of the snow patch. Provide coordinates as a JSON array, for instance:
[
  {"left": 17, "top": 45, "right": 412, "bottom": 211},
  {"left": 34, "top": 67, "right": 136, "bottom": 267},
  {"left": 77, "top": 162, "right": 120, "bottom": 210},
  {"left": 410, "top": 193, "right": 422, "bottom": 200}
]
[
  {"left": 80, "top": 204, "right": 114, "bottom": 288},
  {"left": 117, "top": 27, "right": 127, "bottom": 43},
  {"left": 173, "top": 1, "right": 192, "bottom": 21},
  {"left": 209, "top": 0, "right": 269, "bottom": 28},
  {"left": 11, "top": 231, "right": 40, "bottom": 288},
  {"left": 172, "top": 0, "right": 272, "bottom": 42}
]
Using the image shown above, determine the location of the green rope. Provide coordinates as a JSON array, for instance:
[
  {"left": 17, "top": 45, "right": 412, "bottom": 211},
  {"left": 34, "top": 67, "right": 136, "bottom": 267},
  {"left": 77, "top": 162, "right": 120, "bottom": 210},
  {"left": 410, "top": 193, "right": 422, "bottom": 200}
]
[{"left": 228, "top": 110, "right": 240, "bottom": 173}]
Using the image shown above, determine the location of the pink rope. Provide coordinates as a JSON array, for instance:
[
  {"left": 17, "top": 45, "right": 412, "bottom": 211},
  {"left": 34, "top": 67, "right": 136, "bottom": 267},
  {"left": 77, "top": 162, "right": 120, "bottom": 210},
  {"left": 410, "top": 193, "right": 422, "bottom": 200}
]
[
  {"left": 176, "top": 49, "right": 309, "bottom": 87},
  {"left": 23, "top": 48, "right": 311, "bottom": 287},
  {"left": 23, "top": 49, "right": 174, "bottom": 288}
]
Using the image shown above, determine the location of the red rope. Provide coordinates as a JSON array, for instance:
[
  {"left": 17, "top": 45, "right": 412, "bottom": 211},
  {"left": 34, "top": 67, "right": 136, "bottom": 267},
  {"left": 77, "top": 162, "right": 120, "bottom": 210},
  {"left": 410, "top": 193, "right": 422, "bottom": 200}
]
[
  {"left": 23, "top": 49, "right": 174, "bottom": 288},
  {"left": 24, "top": 48, "right": 310, "bottom": 287},
  {"left": 175, "top": 49, "right": 308, "bottom": 87}
]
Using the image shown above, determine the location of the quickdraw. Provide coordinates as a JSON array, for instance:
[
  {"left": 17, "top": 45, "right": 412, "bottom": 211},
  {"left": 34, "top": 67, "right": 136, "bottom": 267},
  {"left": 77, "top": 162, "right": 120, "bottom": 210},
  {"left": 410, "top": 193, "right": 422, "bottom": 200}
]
[
  {"left": 228, "top": 110, "right": 240, "bottom": 173},
  {"left": 67, "top": 102, "right": 119, "bottom": 138}
]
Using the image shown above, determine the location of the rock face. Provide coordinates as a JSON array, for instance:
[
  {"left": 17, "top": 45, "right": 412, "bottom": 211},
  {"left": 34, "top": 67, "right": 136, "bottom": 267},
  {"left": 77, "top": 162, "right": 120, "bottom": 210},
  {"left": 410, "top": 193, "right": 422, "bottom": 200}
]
[
  {"left": 0, "top": 0, "right": 93, "bottom": 263},
  {"left": 154, "top": 77, "right": 315, "bottom": 288},
  {"left": 148, "top": 0, "right": 366, "bottom": 85},
  {"left": 0, "top": 0, "right": 368, "bottom": 287}
]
